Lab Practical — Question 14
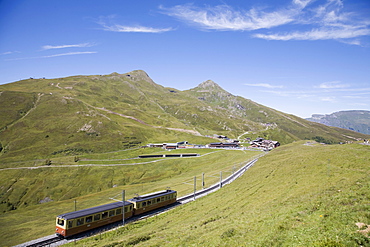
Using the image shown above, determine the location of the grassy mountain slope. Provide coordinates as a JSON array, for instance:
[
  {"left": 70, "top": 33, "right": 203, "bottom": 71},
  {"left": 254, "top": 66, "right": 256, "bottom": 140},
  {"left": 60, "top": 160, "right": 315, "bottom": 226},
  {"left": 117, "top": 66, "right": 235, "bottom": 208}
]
[
  {"left": 68, "top": 141, "right": 370, "bottom": 247},
  {"left": 0, "top": 149, "right": 261, "bottom": 246},
  {"left": 1, "top": 70, "right": 369, "bottom": 246},
  {"left": 186, "top": 80, "right": 368, "bottom": 144},
  {"left": 0, "top": 70, "right": 368, "bottom": 163},
  {"left": 306, "top": 110, "right": 370, "bottom": 135},
  {"left": 0, "top": 71, "right": 212, "bottom": 162}
]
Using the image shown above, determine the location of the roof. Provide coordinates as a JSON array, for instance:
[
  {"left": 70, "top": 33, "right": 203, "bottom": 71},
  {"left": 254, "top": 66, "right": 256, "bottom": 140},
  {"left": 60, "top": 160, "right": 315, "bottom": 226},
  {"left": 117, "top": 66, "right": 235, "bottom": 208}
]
[
  {"left": 57, "top": 201, "right": 133, "bottom": 220},
  {"left": 128, "top": 190, "right": 176, "bottom": 202}
]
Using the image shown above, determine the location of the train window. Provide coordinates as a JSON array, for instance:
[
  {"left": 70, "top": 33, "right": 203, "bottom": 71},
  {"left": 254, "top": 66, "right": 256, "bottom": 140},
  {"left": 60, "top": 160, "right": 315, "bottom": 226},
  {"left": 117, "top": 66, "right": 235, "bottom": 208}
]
[
  {"left": 161, "top": 197, "right": 164, "bottom": 201},
  {"left": 68, "top": 220, "right": 73, "bottom": 228},
  {"left": 86, "top": 216, "right": 92, "bottom": 223},
  {"left": 77, "top": 218, "right": 84, "bottom": 226},
  {"left": 157, "top": 198, "right": 161, "bottom": 203},
  {"left": 142, "top": 202, "right": 146, "bottom": 207},
  {"left": 109, "top": 210, "right": 115, "bottom": 217},
  {"left": 102, "top": 212, "right": 108, "bottom": 219},
  {"left": 116, "top": 208, "right": 122, "bottom": 215},
  {"left": 130, "top": 205, "right": 133, "bottom": 210},
  {"left": 57, "top": 218, "right": 64, "bottom": 226},
  {"left": 147, "top": 200, "right": 151, "bottom": 206},
  {"left": 94, "top": 214, "right": 101, "bottom": 221}
]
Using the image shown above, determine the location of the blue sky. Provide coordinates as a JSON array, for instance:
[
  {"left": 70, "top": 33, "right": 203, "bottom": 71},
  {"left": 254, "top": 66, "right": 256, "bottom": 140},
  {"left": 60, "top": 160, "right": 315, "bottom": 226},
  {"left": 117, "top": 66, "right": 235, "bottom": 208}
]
[{"left": 1, "top": 0, "right": 369, "bottom": 118}]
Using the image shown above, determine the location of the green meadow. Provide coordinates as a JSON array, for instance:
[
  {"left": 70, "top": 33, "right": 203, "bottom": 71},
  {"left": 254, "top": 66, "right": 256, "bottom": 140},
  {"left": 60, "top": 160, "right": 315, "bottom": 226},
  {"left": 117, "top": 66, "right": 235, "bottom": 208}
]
[
  {"left": 1, "top": 72, "right": 370, "bottom": 246},
  {"left": 0, "top": 148, "right": 260, "bottom": 246},
  {"left": 63, "top": 142, "right": 370, "bottom": 247}
]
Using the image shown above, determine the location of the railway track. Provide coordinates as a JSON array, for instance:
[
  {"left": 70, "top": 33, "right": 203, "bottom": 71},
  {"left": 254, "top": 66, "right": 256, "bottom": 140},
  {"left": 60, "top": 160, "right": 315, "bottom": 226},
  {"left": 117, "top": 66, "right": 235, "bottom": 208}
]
[{"left": 15, "top": 154, "right": 263, "bottom": 247}]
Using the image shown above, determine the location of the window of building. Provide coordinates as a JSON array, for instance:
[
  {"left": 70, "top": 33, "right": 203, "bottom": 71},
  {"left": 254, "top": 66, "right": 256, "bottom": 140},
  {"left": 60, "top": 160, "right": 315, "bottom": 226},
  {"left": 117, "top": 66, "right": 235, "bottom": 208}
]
[
  {"left": 86, "top": 216, "right": 92, "bottom": 223},
  {"left": 102, "top": 212, "right": 108, "bottom": 219},
  {"left": 94, "top": 214, "right": 101, "bottom": 221},
  {"left": 77, "top": 218, "right": 84, "bottom": 226},
  {"left": 57, "top": 218, "right": 64, "bottom": 226}
]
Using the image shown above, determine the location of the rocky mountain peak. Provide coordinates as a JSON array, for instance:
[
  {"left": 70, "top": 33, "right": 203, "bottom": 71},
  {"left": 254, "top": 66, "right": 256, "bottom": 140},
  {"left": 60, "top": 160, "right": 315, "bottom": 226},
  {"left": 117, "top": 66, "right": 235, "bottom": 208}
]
[
  {"left": 123, "top": 70, "right": 156, "bottom": 85},
  {"left": 198, "top": 80, "right": 223, "bottom": 90}
]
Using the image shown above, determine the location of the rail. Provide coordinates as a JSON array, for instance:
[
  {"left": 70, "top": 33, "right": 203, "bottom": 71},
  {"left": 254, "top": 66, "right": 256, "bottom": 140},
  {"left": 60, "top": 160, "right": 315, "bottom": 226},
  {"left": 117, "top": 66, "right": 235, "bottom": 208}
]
[{"left": 14, "top": 153, "right": 264, "bottom": 247}]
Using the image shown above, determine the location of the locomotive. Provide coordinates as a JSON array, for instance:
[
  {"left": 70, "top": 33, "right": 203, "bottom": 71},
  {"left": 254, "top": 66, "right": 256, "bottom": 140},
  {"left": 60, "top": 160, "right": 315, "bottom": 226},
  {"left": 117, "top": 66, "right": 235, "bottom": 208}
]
[{"left": 56, "top": 189, "right": 177, "bottom": 238}]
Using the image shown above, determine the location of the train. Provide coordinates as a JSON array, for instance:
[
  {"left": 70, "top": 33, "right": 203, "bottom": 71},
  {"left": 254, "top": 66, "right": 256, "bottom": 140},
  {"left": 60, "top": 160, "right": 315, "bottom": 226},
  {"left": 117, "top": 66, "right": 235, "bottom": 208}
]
[{"left": 55, "top": 189, "right": 177, "bottom": 238}]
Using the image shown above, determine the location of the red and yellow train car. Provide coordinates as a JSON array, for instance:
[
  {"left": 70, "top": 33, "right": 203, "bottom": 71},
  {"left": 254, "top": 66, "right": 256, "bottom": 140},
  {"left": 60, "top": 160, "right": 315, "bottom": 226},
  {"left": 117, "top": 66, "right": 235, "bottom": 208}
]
[
  {"left": 56, "top": 201, "right": 133, "bottom": 237},
  {"left": 55, "top": 189, "right": 177, "bottom": 238},
  {"left": 128, "top": 189, "right": 177, "bottom": 215}
]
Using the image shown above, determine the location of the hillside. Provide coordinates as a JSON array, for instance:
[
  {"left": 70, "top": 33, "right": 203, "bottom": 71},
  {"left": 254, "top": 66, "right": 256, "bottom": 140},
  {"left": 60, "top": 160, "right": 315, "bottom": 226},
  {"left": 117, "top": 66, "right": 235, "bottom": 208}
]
[
  {"left": 0, "top": 70, "right": 368, "bottom": 164},
  {"left": 67, "top": 141, "right": 370, "bottom": 246},
  {"left": 306, "top": 110, "right": 370, "bottom": 135},
  {"left": 186, "top": 80, "right": 369, "bottom": 144},
  {"left": 0, "top": 70, "right": 369, "bottom": 246}
]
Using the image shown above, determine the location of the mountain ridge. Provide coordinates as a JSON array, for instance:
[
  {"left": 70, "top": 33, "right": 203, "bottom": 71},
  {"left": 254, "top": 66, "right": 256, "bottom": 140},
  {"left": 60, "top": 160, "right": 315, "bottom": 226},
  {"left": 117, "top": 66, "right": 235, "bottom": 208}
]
[
  {"left": 0, "top": 70, "right": 368, "bottom": 162},
  {"left": 306, "top": 110, "right": 370, "bottom": 135}
]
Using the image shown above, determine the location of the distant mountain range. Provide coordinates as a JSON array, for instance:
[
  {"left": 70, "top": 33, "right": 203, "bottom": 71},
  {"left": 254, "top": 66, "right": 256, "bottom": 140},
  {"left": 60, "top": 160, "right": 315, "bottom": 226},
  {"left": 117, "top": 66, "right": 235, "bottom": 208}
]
[
  {"left": 306, "top": 110, "right": 370, "bottom": 135},
  {"left": 0, "top": 70, "right": 368, "bottom": 162}
]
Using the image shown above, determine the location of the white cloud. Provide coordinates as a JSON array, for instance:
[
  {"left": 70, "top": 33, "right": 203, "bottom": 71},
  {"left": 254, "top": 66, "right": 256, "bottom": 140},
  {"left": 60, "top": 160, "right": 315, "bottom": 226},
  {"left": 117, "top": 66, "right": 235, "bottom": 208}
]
[
  {"left": 349, "top": 102, "right": 368, "bottom": 106},
  {"left": 293, "top": 0, "right": 312, "bottom": 8},
  {"left": 160, "top": 2, "right": 307, "bottom": 31},
  {"left": 42, "top": 43, "right": 95, "bottom": 50},
  {"left": 253, "top": 0, "right": 370, "bottom": 43},
  {"left": 1, "top": 51, "right": 20, "bottom": 55},
  {"left": 97, "top": 16, "right": 173, "bottom": 33},
  {"left": 318, "top": 81, "right": 349, "bottom": 89},
  {"left": 161, "top": 0, "right": 370, "bottom": 44},
  {"left": 101, "top": 24, "right": 173, "bottom": 33},
  {"left": 320, "top": 96, "right": 336, "bottom": 102},
  {"left": 253, "top": 25, "right": 370, "bottom": 41},
  {"left": 245, "top": 83, "right": 283, "bottom": 89},
  {"left": 6, "top": 51, "right": 97, "bottom": 61},
  {"left": 42, "top": 51, "right": 97, "bottom": 58}
]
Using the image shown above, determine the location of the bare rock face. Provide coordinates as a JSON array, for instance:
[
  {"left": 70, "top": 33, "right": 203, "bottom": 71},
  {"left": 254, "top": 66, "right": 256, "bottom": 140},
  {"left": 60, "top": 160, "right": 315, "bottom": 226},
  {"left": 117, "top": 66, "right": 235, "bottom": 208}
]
[
  {"left": 198, "top": 80, "right": 219, "bottom": 88},
  {"left": 39, "top": 197, "right": 53, "bottom": 204},
  {"left": 123, "top": 70, "right": 156, "bottom": 85}
]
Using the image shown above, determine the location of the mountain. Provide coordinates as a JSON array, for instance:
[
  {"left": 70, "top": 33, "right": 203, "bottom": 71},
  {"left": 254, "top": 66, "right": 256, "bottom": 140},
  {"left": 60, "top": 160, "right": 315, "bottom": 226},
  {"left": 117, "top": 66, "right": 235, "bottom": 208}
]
[
  {"left": 306, "top": 110, "right": 370, "bottom": 135},
  {"left": 0, "top": 70, "right": 368, "bottom": 162}
]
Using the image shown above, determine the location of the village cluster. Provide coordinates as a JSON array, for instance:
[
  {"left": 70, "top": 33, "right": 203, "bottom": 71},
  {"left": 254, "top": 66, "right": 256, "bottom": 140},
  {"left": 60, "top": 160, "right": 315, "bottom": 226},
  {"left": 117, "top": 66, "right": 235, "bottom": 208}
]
[{"left": 146, "top": 137, "right": 280, "bottom": 151}]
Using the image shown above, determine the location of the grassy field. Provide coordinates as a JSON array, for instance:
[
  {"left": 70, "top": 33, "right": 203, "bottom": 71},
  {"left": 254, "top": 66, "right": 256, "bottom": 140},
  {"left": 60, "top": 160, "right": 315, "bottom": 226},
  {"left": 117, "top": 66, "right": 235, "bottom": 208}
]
[
  {"left": 63, "top": 141, "right": 370, "bottom": 247},
  {"left": 1, "top": 71, "right": 368, "bottom": 164},
  {"left": 0, "top": 148, "right": 260, "bottom": 246}
]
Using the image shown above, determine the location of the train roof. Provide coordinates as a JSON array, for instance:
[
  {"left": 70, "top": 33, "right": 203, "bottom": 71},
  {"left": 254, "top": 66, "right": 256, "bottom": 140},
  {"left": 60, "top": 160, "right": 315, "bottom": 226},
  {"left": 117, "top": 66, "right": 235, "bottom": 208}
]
[
  {"left": 57, "top": 201, "right": 133, "bottom": 220},
  {"left": 128, "top": 189, "right": 176, "bottom": 202}
]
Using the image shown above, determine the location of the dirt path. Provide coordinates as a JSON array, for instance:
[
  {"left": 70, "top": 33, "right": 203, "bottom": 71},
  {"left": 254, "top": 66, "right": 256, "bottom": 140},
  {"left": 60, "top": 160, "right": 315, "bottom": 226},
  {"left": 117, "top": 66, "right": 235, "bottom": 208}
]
[
  {"left": 0, "top": 155, "right": 202, "bottom": 171},
  {"left": 1, "top": 93, "right": 44, "bottom": 132}
]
